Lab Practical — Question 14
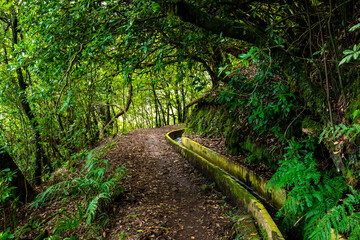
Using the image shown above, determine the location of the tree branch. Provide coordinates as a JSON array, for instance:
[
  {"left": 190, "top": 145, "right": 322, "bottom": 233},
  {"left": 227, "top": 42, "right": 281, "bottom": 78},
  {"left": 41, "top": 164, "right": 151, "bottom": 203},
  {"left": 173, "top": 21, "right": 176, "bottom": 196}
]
[
  {"left": 153, "top": 0, "right": 271, "bottom": 46},
  {"left": 55, "top": 45, "right": 83, "bottom": 110},
  {"left": 100, "top": 83, "right": 133, "bottom": 138},
  {"left": 185, "top": 84, "right": 219, "bottom": 108}
]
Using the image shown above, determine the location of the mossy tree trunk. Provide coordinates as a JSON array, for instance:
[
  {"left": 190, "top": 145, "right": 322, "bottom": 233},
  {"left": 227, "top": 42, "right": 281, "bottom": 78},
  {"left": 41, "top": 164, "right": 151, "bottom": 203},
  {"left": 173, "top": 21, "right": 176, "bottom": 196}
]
[{"left": 0, "top": 147, "right": 36, "bottom": 203}]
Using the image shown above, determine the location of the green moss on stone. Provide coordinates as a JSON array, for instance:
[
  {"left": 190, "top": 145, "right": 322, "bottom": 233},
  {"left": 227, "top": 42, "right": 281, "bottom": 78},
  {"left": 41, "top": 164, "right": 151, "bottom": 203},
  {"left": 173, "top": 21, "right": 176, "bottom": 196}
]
[
  {"left": 301, "top": 118, "right": 323, "bottom": 136},
  {"left": 225, "top": 127, "right": 243, "bottom": 155},
  {"left": 186, "top": 104, "right": 277, "bottom": 168},
  {"left": 187, "top": 104, "right": 236, "bottom": 138},
  {"left": 242, "top": 136, "right": 268, "bottom": 164}
]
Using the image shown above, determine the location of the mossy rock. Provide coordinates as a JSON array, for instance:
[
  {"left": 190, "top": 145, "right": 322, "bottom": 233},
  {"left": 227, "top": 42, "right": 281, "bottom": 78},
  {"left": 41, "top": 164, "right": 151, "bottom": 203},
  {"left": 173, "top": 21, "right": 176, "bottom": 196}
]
[
  {"left": 225, "top": 128, "right": 243, "bottom": 155},
  {"left": 301, "top": 118, "right": 323, "bottom": 137},
  {"left": 241, "top": 136, "right": 269, "bottom": 164},
  {"left": 187, "top": 103, "right": 278, "bottom": 167},
  {"left": 187, "top": 104, "right": 236, "bottom": 138}
]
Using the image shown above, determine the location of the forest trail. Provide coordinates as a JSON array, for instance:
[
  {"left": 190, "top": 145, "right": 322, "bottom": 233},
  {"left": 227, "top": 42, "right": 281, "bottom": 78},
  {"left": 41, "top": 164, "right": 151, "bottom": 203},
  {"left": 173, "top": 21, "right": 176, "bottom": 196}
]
[{"left": 104, "top": 125, "right": 237, "bottom": 239}]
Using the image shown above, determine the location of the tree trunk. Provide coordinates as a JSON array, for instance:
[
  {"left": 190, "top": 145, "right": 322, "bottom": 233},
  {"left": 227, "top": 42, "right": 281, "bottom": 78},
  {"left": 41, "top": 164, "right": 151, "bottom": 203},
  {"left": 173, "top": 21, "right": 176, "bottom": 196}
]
[
  {"left": 10, "top": 13, "right": 44, "bottom": 185},
  {"left": 166, "top": 88, "right": 171, "bottom": 125},
  {"left": 157, "top": 96, "right": 167, "bottom": 126},
  {"left": 100, "top": 84, "right": 133, "bottom": 137},
  {"left": 0, "top": 147, "right": 36, "bottom": 203},
  {"left": 181, "top": 82, "right": 187, "bottom": 122},
  {"left": 169, "top": 101, "right": 177, "bottom": 125},
  {"left": 175, "top": 82, "right": 183, "bottom": 123},
  {"left": 152, "top": 83, "right": 160, "bottom": 127}
]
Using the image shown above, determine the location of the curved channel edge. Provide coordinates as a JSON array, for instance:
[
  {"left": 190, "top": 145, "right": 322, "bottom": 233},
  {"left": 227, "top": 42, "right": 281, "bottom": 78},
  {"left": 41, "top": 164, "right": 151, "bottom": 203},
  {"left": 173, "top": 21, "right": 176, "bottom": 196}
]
[{"left": 165, "top": 129, "right": 285, "bottom": 240}]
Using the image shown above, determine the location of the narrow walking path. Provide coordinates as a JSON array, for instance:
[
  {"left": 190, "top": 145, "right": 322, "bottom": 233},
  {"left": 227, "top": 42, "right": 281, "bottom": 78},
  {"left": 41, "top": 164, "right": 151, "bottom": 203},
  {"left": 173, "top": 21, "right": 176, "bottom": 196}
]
[{"left": 104, "top": 125, "right": 240, "bottom": 239}]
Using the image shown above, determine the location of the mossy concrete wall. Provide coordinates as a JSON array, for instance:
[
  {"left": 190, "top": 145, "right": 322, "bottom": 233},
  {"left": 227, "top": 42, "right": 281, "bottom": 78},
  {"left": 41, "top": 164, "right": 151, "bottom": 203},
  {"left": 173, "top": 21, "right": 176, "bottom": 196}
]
[
  {"left": 166, "top": 129, "right": 284, "bottom": 240},
  {"left": 181, "top": 137, "right": 286, "bottom": 209}
]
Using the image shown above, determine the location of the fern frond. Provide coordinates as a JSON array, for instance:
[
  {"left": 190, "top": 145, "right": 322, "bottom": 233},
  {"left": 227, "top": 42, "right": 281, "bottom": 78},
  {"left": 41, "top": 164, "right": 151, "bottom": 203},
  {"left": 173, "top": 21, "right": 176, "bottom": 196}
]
[
  {"left": 320, "top": 123, "right": 360, "bottom": 142},
  {"left": 32, "top": 180, "right": 72, "bottom": 208},
  {"left": 35, "top": 148, "right": 127, "bottom": 236},
  {"left": 86, "top": 197, "right": 98, "bottom": 226},
  {"left": 54, "top": 205, "right": 84, "bottom": 235}
]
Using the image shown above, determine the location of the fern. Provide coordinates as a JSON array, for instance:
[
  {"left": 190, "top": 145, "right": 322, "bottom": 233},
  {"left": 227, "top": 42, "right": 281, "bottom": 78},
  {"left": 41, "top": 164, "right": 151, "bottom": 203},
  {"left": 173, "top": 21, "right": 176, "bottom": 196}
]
[
  {"left": 85, "top": 193, "right": 110, "bottom": 226},
  {"left": 268, "top": 138, "right": 351, "bottom": 238},
  {"left": 54, "top": 205, "right": 84, "bottom": 235},
  {"left": 33, "top": 158, "right": 125, "bottom": 208},
  {"left": 306, "top": 188, "right": 360, "bottom": 240},
  {"left": 32, "top": 147, "right": 127, "bottom": 237},
  {"left": 319, "top": 123, "right": 360, "bottom": 143},
  {"left": 32, "top": 181, "right": 72, "bottom": 208}
]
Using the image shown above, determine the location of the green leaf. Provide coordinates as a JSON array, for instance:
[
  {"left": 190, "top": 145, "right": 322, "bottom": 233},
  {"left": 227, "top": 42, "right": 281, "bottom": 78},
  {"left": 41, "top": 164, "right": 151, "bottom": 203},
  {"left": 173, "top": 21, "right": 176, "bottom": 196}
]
[
  {"left": 343, "top": 50, "right": 353, "bottom": 55},
  {"left": 354, "top": 51, "right": 360, "bottom": 60},
  {"left": 352, "top": 110, "right": 360, "bottom": 120},
  {"left": 339, "top": 55, "right": 352, "bottom": 66},
  {"left": 349, "top": 23, "right": 360, "bottom": 32}
]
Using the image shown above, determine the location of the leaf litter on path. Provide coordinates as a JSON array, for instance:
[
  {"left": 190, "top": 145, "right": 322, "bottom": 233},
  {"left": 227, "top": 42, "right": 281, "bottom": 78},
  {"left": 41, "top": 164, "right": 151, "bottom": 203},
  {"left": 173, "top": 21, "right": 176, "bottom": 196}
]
[{"left": 104, "top": 125, "right": 245, "bottom": 240}]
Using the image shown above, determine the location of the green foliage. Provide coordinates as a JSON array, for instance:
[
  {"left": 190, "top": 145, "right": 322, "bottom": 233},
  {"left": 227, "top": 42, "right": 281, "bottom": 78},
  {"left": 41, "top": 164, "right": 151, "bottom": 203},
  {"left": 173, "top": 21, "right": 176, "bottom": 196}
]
[
  {"left": 0, "top": 169, "right": 17, "bottom": 233},
  {"left": 219, "top": 47, "right": 296, "bottom": 139},
  {"left": 246, "top": 75, "right": 295, "bottom": 138},
  {"left": 339, "top": 18, "right": 360, "bottom": 66},
  {"left": 33, "top": 148, "right": 125, "bottom": 207},
  {"left": 54, "top": 205, "right": 84, "bottom": 235},
  {"left": 247, "top": 81, "right": 294, "bottom": 137},
  {"left": 267, "top": 138, "right": 357, "bottom": 239},
  {"left": 319, "top": 123, "right": 360, "bottom": 142},
  {"left": 339, "top": 44, "right": 360, "bottom": 66},
  {"left": 32, "top": 148, "right": 126, "bottom": 237},
  {"left": 191, "top": 47, "right": 297, "bottom": 162},
  {"left": 0, "top": 169, "right": 17, "bottom": 205},
  {"left": 1, "top": 0, "right": 360, "bottom": 238},
  {"left": 349, "top": 18, "right": 360, "bottom": 32},
  {"left": 306, "top": 187, "right": 360, "bottom": 240},
  {"left": 238, "top": 47, "right": 261, "bottom": 68},
  {"left": 0, "top": 228, "right": 14, "bottom": 239}
]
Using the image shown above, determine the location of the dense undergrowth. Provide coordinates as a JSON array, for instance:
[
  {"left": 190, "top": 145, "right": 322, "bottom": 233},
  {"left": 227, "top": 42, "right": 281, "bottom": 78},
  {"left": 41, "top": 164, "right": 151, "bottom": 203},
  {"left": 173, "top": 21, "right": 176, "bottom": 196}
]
[
  {"left": 186, "top": 45, "right": 360, "bottom": 239},
  {"left": 187, "top": 96, "right": 360, "bottom": 239},
  {"left": 0, "top": 168, "right": 18, "bottom": 238},
  {"left": 0, "top": 142, "right": 127, "bottom": 239}
]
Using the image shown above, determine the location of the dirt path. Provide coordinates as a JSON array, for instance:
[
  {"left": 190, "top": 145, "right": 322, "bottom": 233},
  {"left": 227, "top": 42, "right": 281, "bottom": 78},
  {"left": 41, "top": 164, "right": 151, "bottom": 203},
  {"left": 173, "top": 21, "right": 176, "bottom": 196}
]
[{"left": 104, "top": 125, "right": 239, "bottom": 239}]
